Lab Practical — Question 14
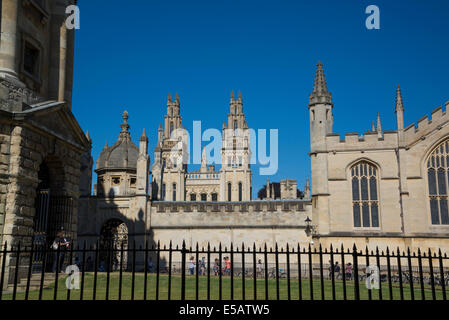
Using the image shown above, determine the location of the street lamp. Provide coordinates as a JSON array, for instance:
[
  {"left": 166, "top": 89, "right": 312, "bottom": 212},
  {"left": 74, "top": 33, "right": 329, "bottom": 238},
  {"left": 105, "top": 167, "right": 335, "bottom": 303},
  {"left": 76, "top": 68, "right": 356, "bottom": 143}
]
[{"left": 305, "top": 216, "right": 313, "bottom": 237}]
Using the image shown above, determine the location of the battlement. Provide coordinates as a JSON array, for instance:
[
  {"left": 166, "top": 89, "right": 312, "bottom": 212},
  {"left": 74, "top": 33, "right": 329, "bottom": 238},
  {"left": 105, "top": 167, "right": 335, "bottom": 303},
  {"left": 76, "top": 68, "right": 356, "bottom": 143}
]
[
  {"left": 150, "top": 200, "right": 312, "bottom": 228},
  {"left": 325, "top": 130, "right": 398, "bottom": 151},
  {"left": 153, "top": 199, "right": 310, "bottom": 214},
  {"left": 403, "top": 101, "right": 449, "bottom": 143}
]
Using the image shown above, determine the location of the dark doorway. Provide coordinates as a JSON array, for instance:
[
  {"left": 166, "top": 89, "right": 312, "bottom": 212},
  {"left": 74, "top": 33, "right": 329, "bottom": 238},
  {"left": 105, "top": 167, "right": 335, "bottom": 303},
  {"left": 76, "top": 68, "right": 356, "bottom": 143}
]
[
  {"left": 32, "top": 158, "right": 73, "bottom": 272},
  {"left": 99, "top": 219, "right": 129, "bottom": 272}
]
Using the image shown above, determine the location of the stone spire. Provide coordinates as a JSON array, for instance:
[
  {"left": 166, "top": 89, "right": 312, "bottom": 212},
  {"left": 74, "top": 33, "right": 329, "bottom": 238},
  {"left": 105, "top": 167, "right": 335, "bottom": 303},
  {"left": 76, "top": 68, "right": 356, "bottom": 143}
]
[
  {"left": 309, "top": 61, "right": 332, "bottom": 106},
  {"left": 200, "top": 146, "right": 207, "bottom": 171},
  {"left": 167, "top": 93, "right": 172, "bottom": 103},
  {"left": 376, "top": 112, "right": 382, "bottom": 138},
  {"left": 175, "top": 92, "right": 180, "bottom": 105},
  {"left": 140, "top": 128, "right": 148, "bottom": 141},
  {"left": 304, "top": 177, "right": 311, "bottom": 200},
  {"left": 104, "top": 141, "right": 108, "bottom": 149},
  {"left": 238, "top": 90, "right": 242, "bottom": 101},
  {"left": 395, "top": 85, "right": 405, "bottom": 131},
  {"left": 230, "top": 90, "right": 235, "bottom": 102},
  {"left": 119, "top": 110, "right": 131, "bottom": 141},
  {"left": 371, "top": 121, "right": 376, "bottom": 132},
  {"left": 395, "top": 85, "right": 404, "bottom": 113}
]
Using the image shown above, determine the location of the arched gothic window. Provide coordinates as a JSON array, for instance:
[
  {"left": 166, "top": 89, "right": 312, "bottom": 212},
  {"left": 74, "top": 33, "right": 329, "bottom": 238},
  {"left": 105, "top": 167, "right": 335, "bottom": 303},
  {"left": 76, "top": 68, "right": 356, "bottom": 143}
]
[
  {"left": 427, "top": 140, "right": 449, "bottom": 225},
  {"left": 172, "top": 183, "right": 176, "bottom": 201},
  {"left": 351, "top": 161, "right": 380, "bottom": 228},
  {"left": 238, "top": 182, "right": 243, "bottom": 201}
]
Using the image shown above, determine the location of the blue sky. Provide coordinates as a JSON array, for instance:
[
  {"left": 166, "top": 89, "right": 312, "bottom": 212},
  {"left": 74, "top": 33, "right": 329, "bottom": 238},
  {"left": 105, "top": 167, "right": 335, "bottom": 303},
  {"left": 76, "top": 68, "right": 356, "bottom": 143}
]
[{"left": 72, "top": 0, "right": 449, "bottom": 197}]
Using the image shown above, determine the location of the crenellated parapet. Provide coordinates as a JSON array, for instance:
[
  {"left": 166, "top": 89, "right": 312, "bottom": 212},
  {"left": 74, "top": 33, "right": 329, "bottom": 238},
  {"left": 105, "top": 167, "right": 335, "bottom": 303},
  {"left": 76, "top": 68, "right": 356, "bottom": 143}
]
[
  {"left": 403, "top": 101, "right": 449, "bottom": 145},
  {"left": 150, "top": 200, "right": 312, "bottom": 229},
  {"left": 324, "top": 130, "right": 398, "bottom": 152}
]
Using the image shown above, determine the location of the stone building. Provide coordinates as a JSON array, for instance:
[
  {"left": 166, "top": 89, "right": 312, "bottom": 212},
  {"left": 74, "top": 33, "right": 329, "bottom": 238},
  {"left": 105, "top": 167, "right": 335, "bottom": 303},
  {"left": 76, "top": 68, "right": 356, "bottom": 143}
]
[
  {"left": 309, "top": 62, "right": 449, "bottom": 253},
  {"left": 2, "top": 2, "right": 448, "bottom": 281},
  {"left": 78, "top": 101, "right": 308, "bottom": 258},
  {"left": 0, "top": 0, "right": 90, "bottom": 283},
  {"left": 151, "top": 91, "right": 253, "bottom": 202}
]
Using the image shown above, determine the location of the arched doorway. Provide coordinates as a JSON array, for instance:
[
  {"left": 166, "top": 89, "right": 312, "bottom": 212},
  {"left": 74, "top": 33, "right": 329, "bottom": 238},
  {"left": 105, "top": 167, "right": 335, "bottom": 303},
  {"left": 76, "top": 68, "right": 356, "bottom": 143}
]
[
  {"left": 32, "top": 156, "right": 73, "bottom": 271},
  {"left": 99, "top": 219, "right": 128, "bottom": 271}
]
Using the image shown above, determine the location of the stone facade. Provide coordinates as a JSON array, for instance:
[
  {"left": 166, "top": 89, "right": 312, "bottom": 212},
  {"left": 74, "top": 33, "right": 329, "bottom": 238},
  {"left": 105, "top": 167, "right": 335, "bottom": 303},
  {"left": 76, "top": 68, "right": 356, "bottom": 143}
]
[
  {"left": 0, "top": 0, "right": 90, "bottom": 286},
  {"left": 79, "top": 107, "right": 307, "bottom": 254},
  {"left": 309, "top": 62, "right": 449, "bottom": 254}
]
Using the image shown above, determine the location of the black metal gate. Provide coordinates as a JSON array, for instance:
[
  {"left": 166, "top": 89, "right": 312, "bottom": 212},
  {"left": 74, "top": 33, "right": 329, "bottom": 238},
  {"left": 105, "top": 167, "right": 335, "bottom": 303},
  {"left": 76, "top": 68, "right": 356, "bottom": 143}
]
[{"left": 32, "top": 191, "right": 74, "bottom": 272}]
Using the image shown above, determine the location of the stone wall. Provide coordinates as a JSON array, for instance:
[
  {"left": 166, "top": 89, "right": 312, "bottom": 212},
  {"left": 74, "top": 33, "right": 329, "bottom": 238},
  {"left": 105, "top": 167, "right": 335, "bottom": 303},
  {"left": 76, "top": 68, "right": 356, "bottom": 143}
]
[{"left": 0, "top": 121, "right": 12, "bottom": 245}]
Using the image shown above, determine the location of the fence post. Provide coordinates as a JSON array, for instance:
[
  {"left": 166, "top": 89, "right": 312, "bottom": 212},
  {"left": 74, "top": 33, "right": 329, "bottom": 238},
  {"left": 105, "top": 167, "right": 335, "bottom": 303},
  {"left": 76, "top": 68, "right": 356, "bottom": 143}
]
[
  {"left": 0, "top": 242, "right": 7, "bottom": 300},
  {"left": 353, "top": 244, "right": 360, "bottom": 300},
  {"left": 428, "top": 248, "right": 436, "bottom": 300},
  {"left": 181, "top": 240, "right": 186, "bottom": 300},
  {"left": 13, "top": 242, "right": 21, "bottom": 301},
  {"left": 438, "top": 249, "right": 446, "bottom": 301}
]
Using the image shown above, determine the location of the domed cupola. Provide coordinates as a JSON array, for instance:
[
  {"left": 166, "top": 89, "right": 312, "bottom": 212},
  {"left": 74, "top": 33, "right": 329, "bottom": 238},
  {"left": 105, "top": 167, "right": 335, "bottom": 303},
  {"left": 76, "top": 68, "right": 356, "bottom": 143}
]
[{"left": 95, "top": 111, "right": 139, "bottom": 197}]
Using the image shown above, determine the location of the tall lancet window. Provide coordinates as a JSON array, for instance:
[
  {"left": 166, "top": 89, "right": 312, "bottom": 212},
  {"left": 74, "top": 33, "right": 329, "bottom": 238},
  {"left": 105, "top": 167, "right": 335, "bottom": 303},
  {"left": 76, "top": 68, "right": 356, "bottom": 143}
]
[
  {"left": 427, "top": 140, "right": 449, "bottom": 225},
  {"left": 170, "top": 122, "right": 174, "bottom": 136},
  {"left": 351, "top": 161, "right": 380, "bottom": 228}
]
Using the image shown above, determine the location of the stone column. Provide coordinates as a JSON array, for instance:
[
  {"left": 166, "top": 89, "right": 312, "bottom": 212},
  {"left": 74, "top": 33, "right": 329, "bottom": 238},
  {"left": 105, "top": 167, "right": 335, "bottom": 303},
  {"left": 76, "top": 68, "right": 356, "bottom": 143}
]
[
  {"left": 48, "top": 11, "right": 67, "bottom": 102},
  {"left": 0, "top": 0, "right": 19, "bottom": 78}
]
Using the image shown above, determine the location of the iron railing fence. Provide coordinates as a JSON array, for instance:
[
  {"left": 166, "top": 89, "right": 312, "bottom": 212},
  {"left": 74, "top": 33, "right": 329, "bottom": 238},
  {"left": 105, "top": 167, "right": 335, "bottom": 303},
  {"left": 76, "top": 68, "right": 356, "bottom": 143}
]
[{"left": 0, "top": 241, "right": 448, "bottom": 301}]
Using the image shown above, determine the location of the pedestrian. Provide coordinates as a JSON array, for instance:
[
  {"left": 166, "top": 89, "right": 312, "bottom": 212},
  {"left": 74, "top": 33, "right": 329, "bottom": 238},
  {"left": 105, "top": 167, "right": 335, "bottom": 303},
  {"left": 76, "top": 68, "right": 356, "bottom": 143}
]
[
  {"left": 200, "top": 257, "right": 206, "bottom": 275},
  {"left": 225, "top": 257, "right": 231, "bottom": 275},
  {"left": 189, "top": 256, "right": 196, "bottom": 275},
  {"left": 51, "top": 230, "right": 70, "bottom": 273},
  {"left": 345, "top": 263, "right": 353, "bottom": 280},
  {"left": 334, "top": 261, "right": 341, "bottom": 279},
  {"left": 213, "top": 258, "right": 220, "bottom": 276},
  {"left": 256, "top": 259, "right": 263, "bottom": 277},
  {"left": 328, "top": 260, "right": 333, "bottom": 280}
]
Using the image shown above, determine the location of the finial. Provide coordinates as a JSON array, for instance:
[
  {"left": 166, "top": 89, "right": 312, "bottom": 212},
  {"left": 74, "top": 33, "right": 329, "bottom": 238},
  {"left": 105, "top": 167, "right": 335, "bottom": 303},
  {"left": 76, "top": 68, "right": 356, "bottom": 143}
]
[
  {"left": 119, "top": 110, "right": 130, "bottom": 140},
  {"left": 158, "top": 123, "right": 163, "bottom": 131},
  {"left": 175, "top": 93, "right": 180, "bottom": 104},
  {"left": 238, "top": 90, "right": 242, "bottom": 101},
  {"left": 376, "top": 112, "right": 382, "bottom": 138},
  {"left": 167, "top": 93, "right": 172, "bottom": 103},
  {"left": 371, "top": 121, "right": 376, "bottom": 132},
  {"left": 104, "top": 141, "right": 108, "bottom": 149},
  {"left": 309, "top": 61, "right": 332, "bottom": 106},
  {"left": 230, "top": 90, "right": 235, "bottom": 101},
  {"left": 395, "top": 85, "right": 404, "bottom": 112},
  {"left": 122, "top": 110, "right": 129, "bottom": 124}
]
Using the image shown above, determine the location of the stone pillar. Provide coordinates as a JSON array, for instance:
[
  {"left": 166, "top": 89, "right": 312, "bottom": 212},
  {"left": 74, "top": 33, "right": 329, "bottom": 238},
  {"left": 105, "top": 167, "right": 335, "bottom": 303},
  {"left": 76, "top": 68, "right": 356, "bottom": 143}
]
[
  {"left": 48, "top": 3, "right": 68, "bottom": 102},
  {"left": 0, "top": 0, "right": 19, "bottom": 78}
]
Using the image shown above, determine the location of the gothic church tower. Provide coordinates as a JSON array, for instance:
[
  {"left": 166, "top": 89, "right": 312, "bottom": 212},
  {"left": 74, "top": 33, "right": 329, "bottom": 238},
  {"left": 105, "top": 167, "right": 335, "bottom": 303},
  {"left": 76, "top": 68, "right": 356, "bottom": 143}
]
[
  {"left": 220, "top": 91, "right": 252, "bottom": 201},
  {"left": 309, "top": 62, "right": 333, "bottom": 234}
]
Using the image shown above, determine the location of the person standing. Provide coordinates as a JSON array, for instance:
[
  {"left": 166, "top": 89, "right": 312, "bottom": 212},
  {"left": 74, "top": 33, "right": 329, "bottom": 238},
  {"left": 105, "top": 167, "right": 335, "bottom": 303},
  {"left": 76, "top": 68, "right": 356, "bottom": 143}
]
[
  {"left": 345, "top": 263, "right": 353, "bottom": 280},
  {"left": 51, "top": 231, "right": 70, "bottom": 273},
  {"left": 334, "top": 261, "right": 341, "bottom": 279},
  {"left": 189, "top": 256, "right": 196, "bottom": 275}
]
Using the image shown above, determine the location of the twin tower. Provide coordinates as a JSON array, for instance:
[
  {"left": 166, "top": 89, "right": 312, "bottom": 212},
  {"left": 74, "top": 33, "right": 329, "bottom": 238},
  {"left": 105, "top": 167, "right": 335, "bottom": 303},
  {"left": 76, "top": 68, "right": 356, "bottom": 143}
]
[
  {"left": 95, "top": 92, "right": 252, "bottom": 202},
  {"left": 151, "top": 91, "right": 252, "bottom": 202}
]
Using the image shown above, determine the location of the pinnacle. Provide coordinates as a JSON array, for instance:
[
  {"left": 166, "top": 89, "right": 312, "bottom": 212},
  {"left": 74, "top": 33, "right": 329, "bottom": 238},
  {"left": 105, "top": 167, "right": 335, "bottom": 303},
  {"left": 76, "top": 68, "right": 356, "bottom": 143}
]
[
  {"left": 309, "top": 62, "right": 332, "bottom": 106},
  {"left": 395, "top": 85, "right": 404, "bottom": 112}
]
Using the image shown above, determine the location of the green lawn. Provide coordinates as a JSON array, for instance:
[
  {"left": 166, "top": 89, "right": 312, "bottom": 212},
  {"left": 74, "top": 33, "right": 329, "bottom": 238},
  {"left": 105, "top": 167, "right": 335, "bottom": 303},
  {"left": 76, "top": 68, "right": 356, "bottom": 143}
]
[{"left": 2, "top": 273, "right": 447, "bottom": 300}]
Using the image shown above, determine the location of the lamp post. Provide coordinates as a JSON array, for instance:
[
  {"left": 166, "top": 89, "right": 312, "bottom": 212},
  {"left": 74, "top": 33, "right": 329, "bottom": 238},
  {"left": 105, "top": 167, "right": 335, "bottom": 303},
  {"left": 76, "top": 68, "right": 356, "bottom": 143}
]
[{"left": 305, "top": 216, "right": 312, "bottom": 237}]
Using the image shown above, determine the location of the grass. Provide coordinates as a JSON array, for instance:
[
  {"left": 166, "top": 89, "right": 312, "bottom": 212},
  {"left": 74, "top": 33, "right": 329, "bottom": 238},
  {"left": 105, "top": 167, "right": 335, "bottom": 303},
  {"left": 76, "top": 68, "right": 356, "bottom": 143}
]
[{"left": 2, "top": 272, "right": 447, "bottom": 300}]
